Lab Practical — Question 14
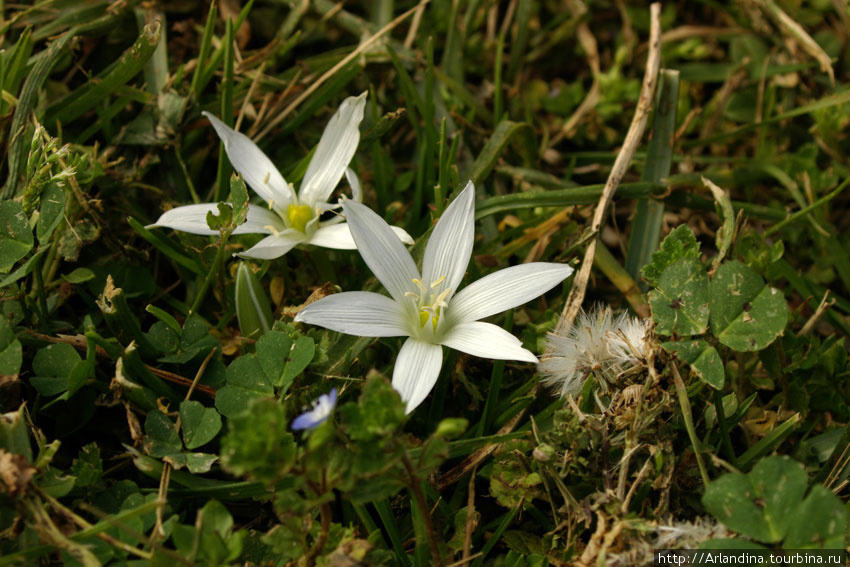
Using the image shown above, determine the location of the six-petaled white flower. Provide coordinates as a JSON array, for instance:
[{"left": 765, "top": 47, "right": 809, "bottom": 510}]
[
  {"left": 295, "top": 182, "right": 574, "bottom": 413},
  {"left": 151, "top": 92, "right": 412, "bottom": 258}
]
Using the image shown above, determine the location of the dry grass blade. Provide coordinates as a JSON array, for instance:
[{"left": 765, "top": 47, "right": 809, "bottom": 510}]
[
  {"left": 760, "top": 0, "right": 835, "bottom": 86},
  {"left": 555, "top": 2, "right": 663, "bottom": 335}
]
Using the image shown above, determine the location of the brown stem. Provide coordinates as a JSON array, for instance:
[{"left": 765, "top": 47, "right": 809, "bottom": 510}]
[
  {"left": 555, "top": 2, "right": 663, "bottom": 335},
  {"left": 304, "top": 502, "right": 332, "bottom": 567},
  {"left": 402, "top": 453, "right": 444, "bottom": 567}
]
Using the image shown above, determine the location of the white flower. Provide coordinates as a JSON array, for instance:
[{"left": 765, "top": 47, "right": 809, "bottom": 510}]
[
  {"left": 538, "top": 304, "right": 650, "bottom": 398},
  {"left": 151, "top": 92, "right": 412, "bottom": 258},
  {"left": 294, "top": 182, "right": 574, "bottom": 413}
]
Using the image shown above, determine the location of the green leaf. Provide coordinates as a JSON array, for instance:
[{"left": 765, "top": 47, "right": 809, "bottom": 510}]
[
  {"left": 784, "top": 485, "right": 846, "bottom": 548},
  {"left": 229, "top": 176, "right": 249, "bottom": 227},
  {"left": 179, "top": 401, "right": 222, "bottom": 450},
  {"left": 70, "top": 443, "right": 103, "bottom": 489},
  {"left": 30, "top": 343, "right": 82, "bottom": 397},
  {"left": 702, "top": 456, "right": 807, "bottom": 543},
  {"left": 255, "top": 330, "right": 291, "bottom": 387},
  {"left": 703, "top": 177, "right": 735, "bottom": 269},
  {"left": 662, "top": 339, "right": 724, "bottom": 389},
  {"left": 143, "top": 410, "right": 218, "bottom": 473},
  {"left": 221, "top": 398, "right": 296, "bottom": 484},
  {"left": 214, "top": 355, "right": 274, "bottom": 418},
  {"left": 0, "top": 316, "right": 22, "bottom": 376},
  {"left": 166, "top": 452, "right": 219, "bottom": 474},
  {"left": 648, "top": 257, "right": 710, "bottom": 336},
  {"left": 709, "top": 260, "right": 788, "bottom": 351},
  {"left": 0, "top": 200, "right": 33, "bottom": 272},
  {"left": 489, "top": 440, "right": 542, "bottom": 509},
  {"left": 4, "top": 31, "right": 76, "bottom": 199},
  {"left": 44, "top": 21, "right": 162, "bottom": 125},
  {"left": 626, "top": 69, "right": 679, "bottom": 284},
  {"left": 255, "top": 331, "right": 314, "bottom": 393},
  {"left": 36, "top": 183, "right": 66, "bottom": 243},
  {"left": 280, "top": 337, "right": 315, "bottom": 393},
  {"left": 143, "top": 410, "right": 182, "bottom": 457},
  {"left": 464, "top": 120, "right": 536, "bottom": 193},
  {"left": 339, "top": 377, "right": 406, "bottom": 442},
  {"left": 61, "top": 268, "right": 95, "bottom": 284},
  {"left": 0, "top": 405, "right": 33, "bottom": 461},
  {"left": 145, "top": 304, "right": 182, "bottom": 336},
  {"left": 173, "top": 500, "right": 245, "bottom": 566},
  {"left": 641, "top": 224, "right": 701, "bottom": 288},
  {"left": 206, "top": 202, "right": 233, "bottom": 232},
  {"left": 0, "top": 247, "right": 47, "bottom": 288}
]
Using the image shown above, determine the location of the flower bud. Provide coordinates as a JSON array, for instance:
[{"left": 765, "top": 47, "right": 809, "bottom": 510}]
[{"left": 235, "top": 262, "right": 273, "bottom": 338}]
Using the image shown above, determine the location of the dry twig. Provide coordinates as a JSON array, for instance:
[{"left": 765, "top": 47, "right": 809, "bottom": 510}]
[{"left": 555, "top": 3, "right": 663, "bottom": 335}]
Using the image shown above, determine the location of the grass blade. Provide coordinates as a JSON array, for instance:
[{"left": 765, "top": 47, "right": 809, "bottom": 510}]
[{"left": 625, "top": 69, "right": 680, "bottom": 285}]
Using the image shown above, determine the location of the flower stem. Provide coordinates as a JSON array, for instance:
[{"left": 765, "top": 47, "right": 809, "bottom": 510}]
[
  {"left": 402, "top": 453, "right": 444, "bottom": 567},
  {"left": 304, "top": 502, "right": 331, "bottom": 567},
  {"left": 189, "top": 236, "right": 229, "bottom": 315}
]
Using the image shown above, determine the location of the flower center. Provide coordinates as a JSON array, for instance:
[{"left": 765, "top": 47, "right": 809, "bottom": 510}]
[
  {"left": 286, "top": 204, "right": 315, "bottom": 234},
  {"left": 405, "top": 275, "right": 451, "bottom": 333}
]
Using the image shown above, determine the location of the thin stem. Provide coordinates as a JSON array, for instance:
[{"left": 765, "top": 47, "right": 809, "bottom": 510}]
[
  {"left": 713, "top": 388, "right": 738, "bottom": 467},
  {"left": 304, "top": 502, "right": 332, "bottom": 567},
  {"left": 189, "top": 236, "right": 229, "bottom": 315},
  {"left": 402, "top": 452, "right": 444, "bottom": 567}
]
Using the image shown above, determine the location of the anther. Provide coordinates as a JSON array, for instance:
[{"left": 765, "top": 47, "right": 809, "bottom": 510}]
[
  {"left": 433, "top": 288, "right": 451, "bottom": 308},
  {"left": 263, "top": 171, "right": 270, "bottom": 184},
  {"left": 430, "top": 275, "right": 447, "bottom": 288},
  {"left": 412, "top": 279, "right": 427, "bottom": 294},
  {"left": 264, "top": 225, "right": 280, "bottom": 237}
]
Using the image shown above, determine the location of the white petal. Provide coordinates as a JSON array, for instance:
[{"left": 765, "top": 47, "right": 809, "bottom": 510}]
[
  {"left": 441, "top": 321, "right": 538, "bottom": 363},
  {"left": 345, "top": 168, "right": 362, "bottom": 202},
  {"left": 422, "top": 181, "right": 475, "bottom": 299},
  {"left": 239, "top": 231, "right": 303, "bottom": 259},
  {"left": 203, "top": 112, "right": 294, "bottom": 210},
  {"left": 149, "top": 203, "right": 282, "bottom": 235},
  {"left": 391, "top": 225, "right": 415, "bottom": 245},
  {"left": 309, "top": 223, "right": 357, "bottom": 249},
  {"left": 299, "top": 93, "right": 367, "bottom": 207},
  {"left": 311, "top": 221, "right": 414, "bottom": 250},
  {"left": 342, "top": 199, "right": 420, "bottom": 302},
  {"left": 295, "top": 292, "right": 409, "bottom": 337},
  {"left": 393, "top": 338, "right": 443, "bottom": 414},
  {"left": 450, "top": 263, "right": 574, "bottom": 322}
]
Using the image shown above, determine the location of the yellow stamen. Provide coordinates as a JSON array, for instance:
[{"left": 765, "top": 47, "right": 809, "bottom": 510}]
[
  {"left": 263, "top": 171, "right": 270, "bottom": 184},
  {"left": 286, "top": 204, "right": 314, "bottom": 234},
  {"left": 430, "top": 275, "right": 446, "bottom": 288},
  {"left": 264, "top": 225, "right": 280, "bottom": 237}
]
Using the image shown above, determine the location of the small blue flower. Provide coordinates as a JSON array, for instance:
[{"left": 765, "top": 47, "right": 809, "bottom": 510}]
[{"left": 291, "top": 388, "right": 337, "bottom": 431}]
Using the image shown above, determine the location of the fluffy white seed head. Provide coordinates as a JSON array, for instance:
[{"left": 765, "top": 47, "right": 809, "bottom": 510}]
[{"left": 538, "top": 304, "right": 651, "bottom": 398}]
